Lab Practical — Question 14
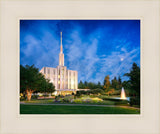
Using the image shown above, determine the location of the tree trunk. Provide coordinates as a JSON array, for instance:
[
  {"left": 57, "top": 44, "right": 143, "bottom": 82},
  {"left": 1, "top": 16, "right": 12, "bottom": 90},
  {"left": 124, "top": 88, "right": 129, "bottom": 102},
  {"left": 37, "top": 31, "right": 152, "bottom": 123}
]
[{"left": 26, "top": 89, "right": 33, "bottom": 101}]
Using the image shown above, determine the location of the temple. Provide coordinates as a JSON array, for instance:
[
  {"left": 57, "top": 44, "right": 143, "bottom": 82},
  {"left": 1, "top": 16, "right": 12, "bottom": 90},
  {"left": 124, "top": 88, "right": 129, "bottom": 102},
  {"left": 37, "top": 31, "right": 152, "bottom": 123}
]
[{"left": 40, "top": 32, "right": 78, "bottom": 95}]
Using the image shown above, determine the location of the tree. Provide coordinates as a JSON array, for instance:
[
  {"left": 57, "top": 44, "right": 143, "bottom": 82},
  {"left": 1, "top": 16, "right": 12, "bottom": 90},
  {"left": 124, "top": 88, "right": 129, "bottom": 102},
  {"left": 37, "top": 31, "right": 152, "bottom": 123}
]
[
  {"left": 106, "top": 88, "right": 115, "bottom": 96},
  {"left": 118, "top": 76, "right": 122, "bottom": 89},
  {"left": 20, "top": 65, "right": 55, "bottom": 101},
  {"left": 111, "top": 76, "right": 122, "bottom": 90},
  {"left": 124, "top": 62, "right": 140, "bottom": 96},
  {"left": 78, "top": 80, "right": 85, "bottom": 89},
  {"left": 78, "top": 81, "right": 102, "bottom": 90},
  {"left": 122, "top": 81, "right": 131, "bottom": 90},
  {"left": 40, "top": 78, "right": 55, "bottom": 97},
  {"left": 88, "top": 82, "right": 95, "bottom": 89},
  {"left": 111, "top": 77, "right": 118, "bottom": 90},
  {"left": 46, "top": 81, "right": 55, "bottom": 94},
  {"left": 97, "top": 81, "right": 102, "bottom": 89},
  {"left": 103, "top": 75, "right": 116, "bottom": 96},
  {"left": 118, "top": 76, "right": 122, "bottom": 85},
  {"left": 103, "top": 75, "right": 110, "bottom": 91},
  {"left": 84, "top": 81, "right": 88, "bottom": 88}
]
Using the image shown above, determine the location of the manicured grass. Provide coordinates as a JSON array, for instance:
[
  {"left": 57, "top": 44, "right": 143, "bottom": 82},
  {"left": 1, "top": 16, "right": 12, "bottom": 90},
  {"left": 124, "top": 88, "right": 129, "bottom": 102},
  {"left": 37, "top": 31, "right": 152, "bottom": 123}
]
[{"left": 20, "top": 104, "right": 140, "bottom": 114}]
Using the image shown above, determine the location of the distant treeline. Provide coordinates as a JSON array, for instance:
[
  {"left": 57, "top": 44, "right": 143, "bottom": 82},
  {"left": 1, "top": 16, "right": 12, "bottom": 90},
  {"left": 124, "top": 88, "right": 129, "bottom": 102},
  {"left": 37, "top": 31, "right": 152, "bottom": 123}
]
[{"left": 78, "top": 62, "right": 140, "bottom": 96}]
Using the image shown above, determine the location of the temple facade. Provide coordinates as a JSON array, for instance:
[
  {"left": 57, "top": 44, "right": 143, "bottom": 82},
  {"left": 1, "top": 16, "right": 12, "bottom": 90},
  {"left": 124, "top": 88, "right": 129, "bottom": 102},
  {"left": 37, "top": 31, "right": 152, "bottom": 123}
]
[{"left": 40, "top": 32, "right": 78, "bottom": 95}]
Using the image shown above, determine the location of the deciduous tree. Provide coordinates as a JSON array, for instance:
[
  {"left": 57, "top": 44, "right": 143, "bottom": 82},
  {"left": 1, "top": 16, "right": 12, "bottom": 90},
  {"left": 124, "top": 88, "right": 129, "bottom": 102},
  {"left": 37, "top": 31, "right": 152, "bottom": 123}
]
[
  {"left": 103, "top": 75, "right": 110, "bottom": 91},
  {"left": 20, "top": 65, "right": 55, "bottom": 101}
]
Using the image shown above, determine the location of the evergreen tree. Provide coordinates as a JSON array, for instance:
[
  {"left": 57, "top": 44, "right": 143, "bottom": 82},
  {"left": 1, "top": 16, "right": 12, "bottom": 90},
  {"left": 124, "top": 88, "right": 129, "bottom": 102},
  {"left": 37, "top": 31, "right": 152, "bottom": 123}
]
[
  {"left": 88, "top": 82, "right": 95, "bottom": 89},
  {"left": 97, "top": 81, "right": 101, "bottom": 89},
  {"left": 78, "top": 80, "right": 85, "bottom": 89},
  {"left": 111, "top": 77, "right": 118, "bottom": 90},
  {"left": 118, "top": 76, "right": 122, "bottom": 89},
  {"left": 84, "top": 81, "right": 88, "bottom": 89},
  {"left": 124, "top": 62, "right": 140, "bottom": 95}
]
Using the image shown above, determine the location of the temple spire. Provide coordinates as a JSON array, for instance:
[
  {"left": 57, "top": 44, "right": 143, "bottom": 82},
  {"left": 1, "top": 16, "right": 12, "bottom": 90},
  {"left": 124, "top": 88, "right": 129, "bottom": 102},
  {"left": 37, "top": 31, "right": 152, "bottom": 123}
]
[
  {"left": 59, "top": 32, "right": 64, "bottom": 66},
  {"left": 60, "top": 32, "right": 63, "bottom": 53}
]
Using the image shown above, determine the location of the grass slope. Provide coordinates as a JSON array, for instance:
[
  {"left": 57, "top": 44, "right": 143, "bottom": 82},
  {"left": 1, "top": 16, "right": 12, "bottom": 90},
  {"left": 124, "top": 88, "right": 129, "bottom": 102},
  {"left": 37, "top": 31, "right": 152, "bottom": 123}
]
[{"left": 20, "top": 104, "right": 140, "bottom": 114}]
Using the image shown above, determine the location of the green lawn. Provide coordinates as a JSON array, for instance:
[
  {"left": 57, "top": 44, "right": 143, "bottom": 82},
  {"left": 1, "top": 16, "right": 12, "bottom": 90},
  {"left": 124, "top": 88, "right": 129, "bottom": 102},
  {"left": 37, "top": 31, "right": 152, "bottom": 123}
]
[{"left": 20, "top": 104, "right": 140, "bottom": 114}]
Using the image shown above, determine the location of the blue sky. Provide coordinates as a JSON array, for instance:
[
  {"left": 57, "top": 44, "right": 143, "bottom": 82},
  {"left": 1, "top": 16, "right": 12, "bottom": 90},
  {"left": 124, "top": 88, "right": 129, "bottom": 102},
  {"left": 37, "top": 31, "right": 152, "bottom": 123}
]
[{"left": 20, "top": 20, "right": 140, "bottom": 83}]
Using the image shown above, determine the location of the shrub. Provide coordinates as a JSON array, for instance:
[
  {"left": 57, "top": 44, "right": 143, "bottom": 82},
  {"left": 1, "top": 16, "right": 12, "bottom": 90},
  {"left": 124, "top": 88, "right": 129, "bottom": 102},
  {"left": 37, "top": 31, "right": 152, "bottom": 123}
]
[
  {"left": 91, "top": 89, "right": 104, "bottom": 95},
  {"left": 55, "top": 95, "right": 64, "bottom": 102},
  {"left": 91, "top": 97, "right": 103, "bottom": 103},
  {"left": 76, "top": 89, "right": 105, "bottom": 97},
  {"left": 75, "top": 91, "right": 81, "bottom": 97},
  {"left": 115, "top": 100, "right": 129, "bottom": 106},
  {"left": 31, "top": 95, "right": 38, "bottom": 99},
  {"left": 99, "top": 96, "right": 112, "bottom": 100},
  {"left": 20, "top": 96, "right": 26, "bottom": 101},
  {"left": 73, "top": 99, "right": 82, "bottom": 103},
  {"left": 63, "top": 95, "right": 73, "bottom": 102},
  {"left": 44, "top": 94, "right": 49, "bottom": 97},
  {"left": 130, "top": 97, "right": 140, "bottom": 106},
  {"left": 76, "top": 90, "right": 88, "bottom": 97},
  {"left": 73, "top": 96, "right": 103, "bottom": 104},
  {"left": 111, "top": 90, "right": 121, "bottom": 96}
]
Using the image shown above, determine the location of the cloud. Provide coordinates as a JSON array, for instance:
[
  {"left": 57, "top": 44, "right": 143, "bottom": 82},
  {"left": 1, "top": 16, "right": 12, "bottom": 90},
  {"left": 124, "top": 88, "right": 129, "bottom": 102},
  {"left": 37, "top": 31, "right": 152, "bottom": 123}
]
[
  {"left": 20, "top": 30, "right": 60, "bottom": 69},
  {"left": 20, "top": 20, "right": 140, "bottom": 83},
  {"left": 95, "top": 47, "right": 140, "bottom": 82},
  {"left": 64, "top": 25, "right": 140, "bottom": 83}
]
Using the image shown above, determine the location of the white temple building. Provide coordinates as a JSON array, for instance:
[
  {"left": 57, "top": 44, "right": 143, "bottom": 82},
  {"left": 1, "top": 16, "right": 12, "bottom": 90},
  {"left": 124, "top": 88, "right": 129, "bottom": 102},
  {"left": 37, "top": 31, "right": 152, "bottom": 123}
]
[{"left": 40, "top": 32, "right": 78, "bottom": 95}]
